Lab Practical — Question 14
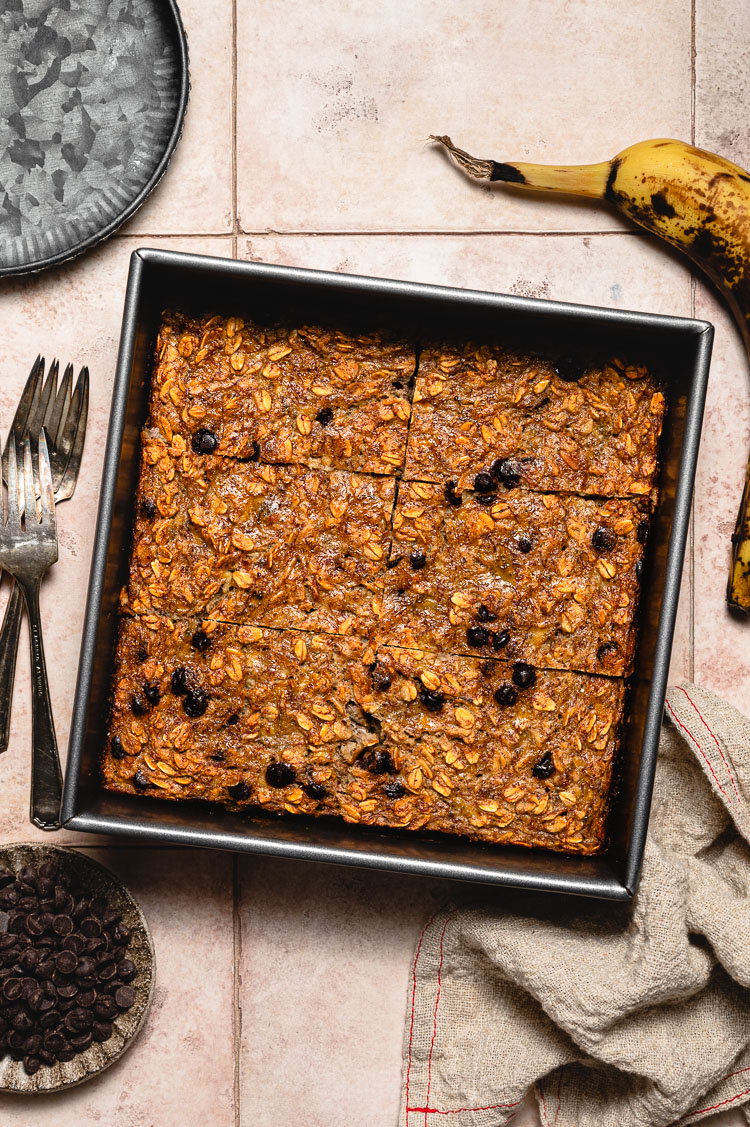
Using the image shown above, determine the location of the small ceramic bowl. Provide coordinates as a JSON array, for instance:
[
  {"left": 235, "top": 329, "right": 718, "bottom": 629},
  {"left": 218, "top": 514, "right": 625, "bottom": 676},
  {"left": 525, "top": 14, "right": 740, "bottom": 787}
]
[{"left": 0, "top": 842, "right": 155, "bottom": 1093}]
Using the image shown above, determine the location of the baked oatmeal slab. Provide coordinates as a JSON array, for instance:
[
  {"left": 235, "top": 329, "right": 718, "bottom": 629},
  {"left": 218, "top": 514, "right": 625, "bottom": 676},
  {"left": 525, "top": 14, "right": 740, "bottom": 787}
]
[
  {"left": 123, "top": 434, "right": 393, "bottom": 637},
  {"left": 150, "top": 312, "right": 415, "bottom": 474},
  {"left": 103, "top": 616, "right": 625, "bottom": 855},
  {"left": 403, "top": 342, "right": 665, "bottom": 497},
  {"left": 380, "top": 481, "right": 647, "bottom": 675}
]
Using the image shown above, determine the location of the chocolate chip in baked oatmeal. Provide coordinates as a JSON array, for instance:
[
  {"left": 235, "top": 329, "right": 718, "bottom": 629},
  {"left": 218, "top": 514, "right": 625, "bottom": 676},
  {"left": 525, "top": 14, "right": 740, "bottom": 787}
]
[
  {"left": 183, "top": 688, "right": 209, "bottom": 718},
  {"left": 477, "top": 604, "right": 497, "bottom": 622},
  {"left": 171, "top": 667, "right": 189, "bottom": 695},
  {"left": 636, "top": 518, "right": 649, "bottom": 544},
  {"left": 596, "top": 641, "right": 619, "bottom": 662},
  {"left": 635, "top": 559, "right": 643, "bottom": 580},
  {"left": 517, "top": 537, "right": 533, "bottom": 553},
  {"left": 303, "top": 782, "right": 329, "bottom": 801},
  {"left": 139, "top": 498, "right": 156, "bottom": 519},
  {"left": 110, "top": 737, "right": 126, "bottom": 760},
  {"left": 130, "top": 694, "right": 148, "bottom": 716},
  {"left": 227, "top": 781, "right": 251, "bottom": 801},
  {"left": 419, "top": 687, "right": 445, "bottom": 712},
  {"left": 532, "top": 752, "right": 555, "bottom": 779},
  {"left": 592, "top": 526, "right": 616, "bottom": 552},
  {"left": 410, "top": 549, "right": 427, "bottom": 570},
  {"left": 444, "top": 480, "right": 462, "bottom": 508},
  {"left": 492, "top": 630, "right": 510, "bottom": 651},
  {"left": 132, "top": 771, "right": 149, "bottom": 790},
  {"left": 143, "top": 682, "right": 161, "bottom": 706},
  {"left": 373, "top": 674, "right": 392, "bottom": 692},
  {"left": 494, "top": 684, "right": 517, "bottom": 707},
  {"left": 476, "top": 492, "right": 497, "bottom": 506},
  {"left": 474, "top": 471, "right": 495, "bottom": 494},
  {"left": 490, "top": 458, "right": 520, "bottom": 488},
  {"left": 226, "top": 713, "right": 240, "bottom": 725},
  {"left": 466, "top": 626, "right": 490, "bottom": 648},
  {"left": 512, "top": 662, "right": 536, "bottom": 689},
  {"left": 383, "top": 781, "right": 406, "bottom": 799},
  {"left": 248, "top": 440, "right": 260, "bottom": 462},
  {"left": 137, "top": 648, "right": 149, "bottom": 663},
  {"left": 359, "top": 748, "right": 395, "bottom": 775},
  {"left": 191, "top": 428, "right": 219, "bottom": 454},
  {"left": 190, "top": 629, "right": 212, "bottom": 653},
  {"left": 316, "top": 407, "right": 334, "bottom": 426},
  {"left": 554, "top": 357, "right": 585, "bottom": 383},
  {"left": 266, "top": 762, "right": 297, "bottom": 788}
]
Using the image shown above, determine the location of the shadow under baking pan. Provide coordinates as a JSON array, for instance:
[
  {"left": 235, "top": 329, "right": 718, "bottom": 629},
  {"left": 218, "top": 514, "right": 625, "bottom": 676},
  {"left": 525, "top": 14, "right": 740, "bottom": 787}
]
[{"left": 61, "top": 249, "right": 714, "bottom": 902}]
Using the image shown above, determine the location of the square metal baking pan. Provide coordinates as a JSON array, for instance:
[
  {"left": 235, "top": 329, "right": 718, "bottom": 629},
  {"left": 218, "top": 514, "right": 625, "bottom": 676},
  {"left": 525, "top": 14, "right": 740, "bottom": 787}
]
[{"left": 61, "top": 248, "right": 713, "bottom": 900}]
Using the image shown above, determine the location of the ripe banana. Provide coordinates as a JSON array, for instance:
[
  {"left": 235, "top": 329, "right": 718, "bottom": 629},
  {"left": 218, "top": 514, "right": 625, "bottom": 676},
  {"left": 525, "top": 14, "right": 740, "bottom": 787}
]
[{"left": 430, "top": 134, "right": 750, "bottom": 612}]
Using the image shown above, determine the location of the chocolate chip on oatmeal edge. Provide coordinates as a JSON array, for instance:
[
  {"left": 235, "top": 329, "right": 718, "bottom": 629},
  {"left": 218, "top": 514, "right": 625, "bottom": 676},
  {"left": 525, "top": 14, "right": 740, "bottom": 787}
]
[
  {"left": 139, "top": 498, "right": 156, "bottom": 519},
  {"left": 383, "top": 781, "right": 407, "bottom": 799},
  {"left": 266, "top": 762, "right": 297, "bottom": 788},
  {"left": 130, "top": 694, "right": 148, "bottom": 717},
  {"left": 358, "top": 748, "right": 395, "bottom": 775},
  {"left": 110, "top": 737, "right": 126, "bottom": 761},
  {"left": 303, "top": 782, "right": 329, "bottom": 801},
  {"left": 191, "top": 428, "right": 219, "bottom": 454},
  {"left": 143, "top": 682, "right": 160, "bottom": 706},
  {"left": 227, "top": 781, "right": 251, "bottom": 801}
]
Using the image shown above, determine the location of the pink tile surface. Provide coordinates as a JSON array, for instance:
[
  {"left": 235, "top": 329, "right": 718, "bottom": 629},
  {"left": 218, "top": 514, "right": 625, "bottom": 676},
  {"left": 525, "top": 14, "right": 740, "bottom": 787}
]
[
  {"left": 0, "top": 848, "right": 235, "bottom": 1125},
  {"left": 238, "top": 857, "right": 446, "bottom": 1127},
  {"left": 236, "top": 0, "right": 691, "bottom": 233},
  {"left": 122, "top": 0, "right": 234, "bottom": 235},
  {"left": 0, "top": 236, "right": 231, "bottom": 845},
  {"left": 695, "top": 0, "right": 750, "bottom": 168}
]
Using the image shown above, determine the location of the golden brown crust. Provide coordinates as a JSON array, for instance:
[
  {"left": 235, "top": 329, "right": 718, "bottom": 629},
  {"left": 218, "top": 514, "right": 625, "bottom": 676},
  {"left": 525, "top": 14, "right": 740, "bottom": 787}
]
[
  {"left": 124, "top": 434, "right": 393, "bottom": 637},
  {"left": 148, "top": 312, "right": 415, "bottom": 473},
  {"left": 381, "top": 482, "right": 647, "bottom": 675},
  {"left": 103, "top": 616, "right": 624, "bottom": 854},
  {"left": 403, "top": 342, "right": 664, "bottom": 497}
]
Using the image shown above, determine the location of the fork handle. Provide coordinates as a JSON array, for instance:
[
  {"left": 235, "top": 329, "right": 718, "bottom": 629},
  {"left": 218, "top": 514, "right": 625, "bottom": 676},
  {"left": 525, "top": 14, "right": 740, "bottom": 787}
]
[
  {"left": 18, "top": 578, "right": 62, "bottom": 831},
  {"left": 0, "top": 582, "right": 25, "bottom": 753}
]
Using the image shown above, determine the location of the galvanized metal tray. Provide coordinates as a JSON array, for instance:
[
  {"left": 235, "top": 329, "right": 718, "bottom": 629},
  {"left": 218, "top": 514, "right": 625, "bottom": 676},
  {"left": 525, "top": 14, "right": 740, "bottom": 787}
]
[{"left": 61, "top": 249, "right": 713, "bottom": 900}]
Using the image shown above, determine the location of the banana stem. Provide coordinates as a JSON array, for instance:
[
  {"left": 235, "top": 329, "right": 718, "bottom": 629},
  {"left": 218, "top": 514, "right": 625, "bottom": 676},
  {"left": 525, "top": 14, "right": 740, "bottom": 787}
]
[{"left": 430, "top": 135, "right": 612, "bottom": 199}]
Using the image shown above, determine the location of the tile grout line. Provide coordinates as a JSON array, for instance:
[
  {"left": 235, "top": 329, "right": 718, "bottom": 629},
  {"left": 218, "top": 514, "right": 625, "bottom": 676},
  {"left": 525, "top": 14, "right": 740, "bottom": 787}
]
[
  {"left": 233, "top": 853, "right": 242, "bottom": 1127},
  {"left": 115, "top": 228, "right": 646, "bottom": 241}
]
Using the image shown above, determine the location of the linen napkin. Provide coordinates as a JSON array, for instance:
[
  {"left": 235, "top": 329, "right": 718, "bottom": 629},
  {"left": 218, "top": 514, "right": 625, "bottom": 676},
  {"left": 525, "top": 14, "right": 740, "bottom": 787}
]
[{"left": 400, "top": 683, "right": 750, "bottom": 1127}]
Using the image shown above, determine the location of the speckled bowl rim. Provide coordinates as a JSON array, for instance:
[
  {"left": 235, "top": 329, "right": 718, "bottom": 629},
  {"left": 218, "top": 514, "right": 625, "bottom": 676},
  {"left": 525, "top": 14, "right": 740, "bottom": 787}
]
[
  {"left": 0, "top": 842, "right": 155, "bottom": 1093},
  {"left": 0, "top": 0, "right": 190, "bottom": 279}
]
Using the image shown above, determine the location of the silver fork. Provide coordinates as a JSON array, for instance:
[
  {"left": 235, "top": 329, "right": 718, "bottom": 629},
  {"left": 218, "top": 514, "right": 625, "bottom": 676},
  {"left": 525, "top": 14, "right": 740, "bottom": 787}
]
[
  {"left": 0, "top": 434, "right": 62, "bottom": 830},
  {"left": 0, "top": 358, "right": 88, "bottom": 752}
]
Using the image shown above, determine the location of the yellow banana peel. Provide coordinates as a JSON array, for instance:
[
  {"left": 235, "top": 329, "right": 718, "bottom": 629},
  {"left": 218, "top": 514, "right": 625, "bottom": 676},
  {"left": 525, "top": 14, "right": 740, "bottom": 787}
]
[{"left": 431, "top": 135, "right": 750, "bottom": 611}]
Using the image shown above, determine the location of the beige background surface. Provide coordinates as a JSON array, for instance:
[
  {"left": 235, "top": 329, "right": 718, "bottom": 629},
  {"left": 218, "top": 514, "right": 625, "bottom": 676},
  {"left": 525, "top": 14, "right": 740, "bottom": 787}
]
[{"left": 0, "top": 0, "right": 746, "bottom": 1122}]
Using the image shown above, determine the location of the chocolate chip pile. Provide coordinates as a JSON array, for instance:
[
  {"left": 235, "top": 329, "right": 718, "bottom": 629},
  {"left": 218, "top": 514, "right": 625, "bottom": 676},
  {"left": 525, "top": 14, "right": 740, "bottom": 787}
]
[{"left": 0, "top": 860, "right": 136, "bottom": 1076}]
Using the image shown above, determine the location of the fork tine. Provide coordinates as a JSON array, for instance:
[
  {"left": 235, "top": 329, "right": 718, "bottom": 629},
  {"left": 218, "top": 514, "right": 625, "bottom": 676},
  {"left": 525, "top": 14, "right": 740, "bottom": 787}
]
[
  {"left": 6, "top": 437, "right": 20, "bottom": 529},
  {"left": 22, "top": 439, "right": 37, "bottom": 526},
  {"left": 26, "top": 359, "right": 58, "bottom": 441},
  {"left": 2, "top": 356, "right": 44, "bottom": 482},
  {"left": 56, "top": 366, "right": 88, "bottom": 499},
  {"left": 46, "top": 362, "right": 72, "bottom": 447},
  {"left": 36, "top": 431, "right": 55, "bottom": 526}
]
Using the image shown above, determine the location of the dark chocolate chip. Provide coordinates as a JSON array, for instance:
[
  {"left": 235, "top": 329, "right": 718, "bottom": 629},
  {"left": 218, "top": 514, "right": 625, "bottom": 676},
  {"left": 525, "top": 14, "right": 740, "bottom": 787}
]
[
  {"left": 492, "top": 630, "right": 510, "bottom": 651},
  {"left": 92, "top": 1021, "right": 113, "bottom": 1043},
  {"left": 114, "top": 986, "right": 135, "bottom": 1010},
  {"left": 23, "top": 1055, "right": 41, "bottom": 1075},
  {"left": 637, "top": 518, "right": 649, "bottom": 544},
  {"left": 80, "top": 918, "right": 101, "bottom": 939},
  {"left": 373, "top": 674, "right": 392, "bottom": 692},
  {"left": 94, "top": 997, "right": 118, "bottom": 1021},
  {"left": 476, "top": 492, "right": 497, "bottom": 506},
  {"left": 532, "top": 752, "right": 555, "bottom": 779},
  {"left": 303, "top": 783, "right": 328, "bottom": 801},
  {"left": 444, "top": 480, "right": 462, "bottom": 508},
  {"left": 596, "top": 641, "right": 620, "bottom": 662},
  {"left": 477, "top": 605, "right": 497, "bottom": 622},
  {"left": 382, "top": 781, "right": 406, "bottom": 799},
  {"left": 226, "top": 713, "right": 240, "bottom": 726},
  {"left": 227, "top": 781, "right": 251, "bottom": 801},
  {"left": 55, "top": 951, "right": 77, "bottom": 976},
  {"left": 493, "top": 684, "right": 518, "bottom": 707},
  {"left": 247, "top": 440, "right": 260, "bottom": 462},
  {"left": 130, "top": 694, "right": 148, "bottom": 717},
  {"left": 635, "top": 559, "right": 643, "bottom": 580},
  {"left": 132, "top": 771, "right": 149, "bottom": 790},
  {"left": 385, "top": 556, "right": 403, "bottom": 569},
  {"left": 316, "top": 407, "right": 334, "bottom": 426},
  {"left": 410, "top": 550, "right": 427, "bottom": 570},
  {"left": 191, "top": 428, "right": 219, "bottom": 454},
  {"left": 52, "top": 915, "right": 73, "bottom": 937},
  {"left": 466, "top": 626, "right": 490, "bottom": 648},
  {"left": 474, "top": 471, "right": 495, "bottom": 494},
  {"left": 137, "top": 648, "right": 149, "bottom": 663},
  {"left": 265, "top": 762, "right": 297, "bottom": 788},
  {"left": 69, "top": 1030, "right": 93, "bottom": 1050},
  {"left": 143, "top": 681, "right": 161, "bottom": 706},
  {"left": 140, "top": 498, "right": 156, "bottom": 519},
  {"left": 512, "top": 662, "right": 536, "bottom": 688},
  {"left": 517, "top": 537, "right": 533, "bottom": 553},
  {"left": 554, "top": 357, "right": 585, "bottom": 382},
  {"left": 109, "top": 736, "right": 126, "bottom": 760},
  {"left": 592, "top": 526, "right": 616, "bottom": 552},
  {"left": 171, "top": 667, "right": 189, "bottom": 695},
  {"left": 419, "top": 687, "right": 445, "bottom": 713},
  {"left": 490, "top": 458, "right": 521, "bottom": 488},
  {"left": 358, "top": 748, "right": 395, "bottom": 775},
  {"left": 183, "top": 688, "right": 209, "bottom": 718},
  {"left": 190, "top": 629, "right": 212, "bottom": 653}
]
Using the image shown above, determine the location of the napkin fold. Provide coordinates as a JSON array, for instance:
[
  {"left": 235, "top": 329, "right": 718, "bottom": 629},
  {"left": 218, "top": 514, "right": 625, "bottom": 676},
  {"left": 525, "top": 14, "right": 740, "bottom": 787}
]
[{"left": 400, "top": 684, "right": 750, "bottom": 1127}]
